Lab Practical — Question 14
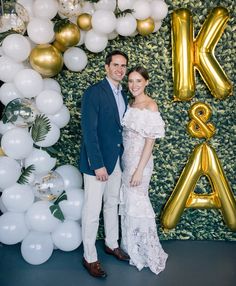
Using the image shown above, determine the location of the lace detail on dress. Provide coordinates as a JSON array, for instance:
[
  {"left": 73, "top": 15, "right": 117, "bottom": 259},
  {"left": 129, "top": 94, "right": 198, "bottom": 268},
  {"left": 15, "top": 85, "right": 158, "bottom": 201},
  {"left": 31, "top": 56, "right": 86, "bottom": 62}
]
[
  {"left": 121, "top": 107, "right": 165, "bottom": 139},
  {"left": 119, "top": 107, "right": 168, "bottom": 275},
  {"left": 121, "top": 216, "right": 168, "bottom": 275}
]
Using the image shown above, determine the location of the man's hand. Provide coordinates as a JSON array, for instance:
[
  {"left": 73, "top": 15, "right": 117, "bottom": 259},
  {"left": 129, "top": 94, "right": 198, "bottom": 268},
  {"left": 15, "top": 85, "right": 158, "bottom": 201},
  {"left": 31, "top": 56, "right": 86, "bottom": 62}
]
[{"left": 95, "top": 167, "right": 109, "bottom": 181}]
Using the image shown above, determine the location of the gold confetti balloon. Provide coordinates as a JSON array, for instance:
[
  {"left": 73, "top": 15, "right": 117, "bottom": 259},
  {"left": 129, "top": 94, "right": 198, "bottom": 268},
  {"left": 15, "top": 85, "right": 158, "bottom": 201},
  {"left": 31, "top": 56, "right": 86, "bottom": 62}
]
[
  {"left": 30, "top": 44, "right": 63, "bottom": 77},
  {"left": 137, "top": 17, "right": 155, "bottom": 36}
]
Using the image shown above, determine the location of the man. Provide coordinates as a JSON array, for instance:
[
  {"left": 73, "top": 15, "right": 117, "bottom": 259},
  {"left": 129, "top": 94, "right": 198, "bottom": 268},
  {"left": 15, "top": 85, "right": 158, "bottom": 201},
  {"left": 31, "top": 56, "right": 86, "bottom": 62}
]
[{"left": 79, "top": 50, "right": 130, "bottom": 278}]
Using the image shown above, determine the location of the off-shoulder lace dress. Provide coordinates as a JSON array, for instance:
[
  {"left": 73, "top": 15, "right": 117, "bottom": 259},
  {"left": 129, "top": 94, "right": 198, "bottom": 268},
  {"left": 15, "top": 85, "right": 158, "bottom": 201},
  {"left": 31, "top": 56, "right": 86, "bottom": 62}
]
[{"left": 119, "top": 107, "right": 168, "bottom": 275}]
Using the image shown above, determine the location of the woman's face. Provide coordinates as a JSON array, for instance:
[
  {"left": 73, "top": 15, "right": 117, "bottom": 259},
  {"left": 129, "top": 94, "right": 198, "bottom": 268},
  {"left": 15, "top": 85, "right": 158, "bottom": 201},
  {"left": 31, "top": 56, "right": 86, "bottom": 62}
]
[{"left": 128, "top": 71, "right": 148, "bottom": 98}]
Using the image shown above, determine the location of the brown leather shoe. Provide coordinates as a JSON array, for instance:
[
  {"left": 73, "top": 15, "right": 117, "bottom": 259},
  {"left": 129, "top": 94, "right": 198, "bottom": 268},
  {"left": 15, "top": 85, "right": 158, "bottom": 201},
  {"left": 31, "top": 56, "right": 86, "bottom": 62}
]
[
  {"left": 105, "top": 246, "right": 130, "bottom": 261},
  {"left": 82, "top": 258, "right": 107, "bottom": 278}
]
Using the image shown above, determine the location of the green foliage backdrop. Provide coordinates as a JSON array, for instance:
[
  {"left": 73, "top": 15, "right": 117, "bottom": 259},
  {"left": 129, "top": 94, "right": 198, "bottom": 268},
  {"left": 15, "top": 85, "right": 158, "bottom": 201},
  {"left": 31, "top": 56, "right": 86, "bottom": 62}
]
[{"left": 54, "top": 0, "right": 236, "bottom": 241}]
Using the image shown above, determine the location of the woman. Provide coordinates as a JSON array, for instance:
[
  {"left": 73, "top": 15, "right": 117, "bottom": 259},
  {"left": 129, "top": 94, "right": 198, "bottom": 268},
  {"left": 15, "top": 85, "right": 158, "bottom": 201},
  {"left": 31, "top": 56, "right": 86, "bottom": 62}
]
[{"left": 119, "top": 66, "right": 168, "bottom": 275}]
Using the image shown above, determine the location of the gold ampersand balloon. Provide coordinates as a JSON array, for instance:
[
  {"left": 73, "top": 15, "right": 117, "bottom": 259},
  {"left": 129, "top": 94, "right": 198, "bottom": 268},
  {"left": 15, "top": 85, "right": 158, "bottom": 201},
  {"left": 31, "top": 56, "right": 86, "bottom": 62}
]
[
  {"left": 172, "top": 7, "right": 233, "bottom": 101},
  {"left": 187, "top": 102, "right": 216, "bottom": 139},
  {"left": 30, "top": 44, "right": 63, "bottom": 77}
]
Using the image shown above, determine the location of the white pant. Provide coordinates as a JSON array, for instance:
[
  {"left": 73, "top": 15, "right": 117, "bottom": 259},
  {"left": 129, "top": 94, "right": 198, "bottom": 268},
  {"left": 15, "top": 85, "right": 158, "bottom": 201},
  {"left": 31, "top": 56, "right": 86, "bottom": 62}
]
[{"left": 82, "top": 160, "right": 122, "bottom": 263}]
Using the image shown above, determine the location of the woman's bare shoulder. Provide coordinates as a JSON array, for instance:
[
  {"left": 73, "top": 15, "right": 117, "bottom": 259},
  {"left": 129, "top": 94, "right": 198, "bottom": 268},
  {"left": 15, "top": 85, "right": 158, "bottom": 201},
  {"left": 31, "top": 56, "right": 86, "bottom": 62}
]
[{"left": 145, "top": 99, "right": 158, "bottom": 112}]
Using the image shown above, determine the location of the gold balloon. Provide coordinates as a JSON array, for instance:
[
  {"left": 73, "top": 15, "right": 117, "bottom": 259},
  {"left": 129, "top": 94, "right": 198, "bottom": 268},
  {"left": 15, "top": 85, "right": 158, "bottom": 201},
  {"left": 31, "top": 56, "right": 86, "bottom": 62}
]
[
  {"left": 161, "top": 143, "right": 236, "bottom": 231},
  {"left": 0, "top": 148, "right": 5, "bottom": 156},
  {"left": 172, "top": 7, "right": 232, "bottom": 101},
  {"left": 30, "top": 44, "right": 63, "bottom": 77},
  {"left": 187, "top": 102, "right": 215, "bottom": 139},
  {"left": 54, "top": 22, "right": 80, "bottom": 48},
  {"left": 137, "top": 17, "right": 155, "bottom": 36},
  {"left": 77, "top": 13, "right": 92, "bottom": 31},
  {"left": 172, "top": 9, "right": 195, "bottom": 101}
]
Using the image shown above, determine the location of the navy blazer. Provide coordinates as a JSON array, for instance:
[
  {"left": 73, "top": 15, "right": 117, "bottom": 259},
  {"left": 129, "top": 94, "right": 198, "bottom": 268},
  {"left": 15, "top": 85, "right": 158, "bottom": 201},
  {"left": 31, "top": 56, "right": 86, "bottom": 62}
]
[{"left": 79, "top": 78, "right": 128, "bottom": 176}]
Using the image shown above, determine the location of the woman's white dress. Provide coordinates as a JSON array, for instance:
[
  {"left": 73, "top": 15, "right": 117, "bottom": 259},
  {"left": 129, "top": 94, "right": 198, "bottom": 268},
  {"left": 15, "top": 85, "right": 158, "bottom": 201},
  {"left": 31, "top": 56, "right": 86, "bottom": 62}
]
[{"left": 119, "top": 107, "right": 168, "bottom": 275}]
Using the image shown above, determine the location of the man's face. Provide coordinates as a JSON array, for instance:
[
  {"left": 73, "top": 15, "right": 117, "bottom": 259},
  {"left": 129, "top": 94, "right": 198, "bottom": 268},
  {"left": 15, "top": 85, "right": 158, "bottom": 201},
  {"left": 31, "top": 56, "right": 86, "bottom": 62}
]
[{"left": 105, "top": 55, "right": 127, "bottom": 85}]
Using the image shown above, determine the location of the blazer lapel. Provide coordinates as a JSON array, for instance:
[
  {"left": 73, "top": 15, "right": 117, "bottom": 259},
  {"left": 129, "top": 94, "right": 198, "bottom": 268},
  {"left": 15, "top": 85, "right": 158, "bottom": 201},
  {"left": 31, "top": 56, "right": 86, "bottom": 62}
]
[{"left": 101, "top": 79, "right": 121, "bottom": 126}]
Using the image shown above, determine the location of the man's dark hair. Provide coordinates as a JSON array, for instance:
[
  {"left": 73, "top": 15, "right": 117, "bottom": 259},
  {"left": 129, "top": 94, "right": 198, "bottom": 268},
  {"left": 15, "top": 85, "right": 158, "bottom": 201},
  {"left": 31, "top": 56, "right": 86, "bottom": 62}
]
[{"left": 105, "top": 50, "right": 128, "bottom": 66}]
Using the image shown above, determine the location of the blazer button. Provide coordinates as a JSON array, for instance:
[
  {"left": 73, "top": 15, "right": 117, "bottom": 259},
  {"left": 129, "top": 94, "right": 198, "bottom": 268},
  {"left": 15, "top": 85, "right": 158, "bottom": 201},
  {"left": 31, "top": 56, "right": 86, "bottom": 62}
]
[
  {"left": 117, "top": 144, "right": 121, "bottom": 147},
  {"left": 119, "top": 129, "right": 121, "bottom": 133}
]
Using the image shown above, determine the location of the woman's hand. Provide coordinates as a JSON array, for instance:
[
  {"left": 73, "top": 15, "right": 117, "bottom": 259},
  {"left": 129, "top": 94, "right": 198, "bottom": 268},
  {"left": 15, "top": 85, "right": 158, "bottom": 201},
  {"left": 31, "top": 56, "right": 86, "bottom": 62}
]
[{"left": 130, "top": 169, "right": 143, "bottom": 187}]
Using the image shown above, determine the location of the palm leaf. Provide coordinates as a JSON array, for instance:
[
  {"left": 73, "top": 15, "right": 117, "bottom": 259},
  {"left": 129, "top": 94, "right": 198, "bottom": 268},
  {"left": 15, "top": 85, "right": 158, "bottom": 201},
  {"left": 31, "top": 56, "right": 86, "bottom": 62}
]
[
  {"left": 31, "top": 114, "right": 51, "bottom": 143},
  {"left": 2, "top": 98, "right": 22, "bottom": 124},
  {"left": 53, "top": 191, "right": 67, "bottom": 205},
  {"left": 49, "top": 205, "right": 65, "bottom": 221},
  {"left": 18, "top": 165, "right": 35, "bottom": 185}
]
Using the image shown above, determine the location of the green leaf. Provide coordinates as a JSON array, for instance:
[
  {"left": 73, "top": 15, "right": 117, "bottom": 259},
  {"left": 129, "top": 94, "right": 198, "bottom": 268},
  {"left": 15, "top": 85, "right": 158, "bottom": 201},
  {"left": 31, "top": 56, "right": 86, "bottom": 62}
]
[
  {"left": 54, "top": 191, "right": 67, "bottom": 205},
  {"left": 116, "top": 9, "right": 134, "bottom": 18},
  {"left": 2, "top": 98, "right": 22, "bottom": 124},
  {"left": 18, "top": 165, "right": 36, "bottom": 185},
  {"left": 49, "top": 205, "right": 65, "bottom": 221},
  {"left": 31, "top": 114, "right": 51, "bottom": 143}
]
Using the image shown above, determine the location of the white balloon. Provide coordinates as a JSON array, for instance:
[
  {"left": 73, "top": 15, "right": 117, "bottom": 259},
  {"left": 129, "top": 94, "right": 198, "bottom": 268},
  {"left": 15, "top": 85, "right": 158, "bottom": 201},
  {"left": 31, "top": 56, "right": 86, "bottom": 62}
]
[
  {"left": 150, "top": 0, "right": 168, "bottom": 21},
  {"left": 25, "top": 201, "right": 60, "bottom": 232},
  {"left": 21, "top": 231, "right": 53, "bottom": 265},
  {"left": 36, "top": 90, "right": 63, "bottom": 115},
  {"left": 25, "top": 148, "right": 56, "bottom": 174},
  {"left": 92, "top": 10, "right": 117, "bottom": 34},
  {"left": 0, "top": 121, "right": 15, "bottom": 135},
  {"left": 0, "top": 212, "right": 29, "bottom": 245},
  {"left": 85, "top": 29, "right": 108, "bottom": 53},
  {"left": 0, "top": 56, "right": 24, "bottom": 83},
  {"left": 33, "top": 121, "right": 60, "bottom": 147},
  {"left": 33, "top": 0, "right": 59, "bottom": 20},
  {"left": 55, "top": 164, "right": 83, "bottom": 189},
  {"left": 0, "top": 156, "right": 21, "bottom": 189},
  {"left": 1, "top": 128, "right": 33, "bottom": 159},
  {"left": 2, "top": 34, "right": 31, "bottom": 62},
  {"left": 47, "top": 105, "right": 70, "bottom": 128},
  {"left": 76, "top": 29, "right": 86, "bottom": 46},
  {"left": 108, "top": 30, "right": 118, "bottom": 40},
  {"left": 0, "top": 197, "right": 7, "bottom": 213},
  {"left": 118, "top": 0, "right": 136, "bottom": 11},
  {"left": 63, "top": 47, "right": 88, "bottom": 72},
  {"left": 59, "top": 188, "right": 84, "bottom": 221},
  {"left": 94, "top": 0, "right": 116, "bottom": 11},
  {"left": 52, "top": 220, "right": 82, "bottom": 251},
  {"left": 132, "top": 0, "right": 151, "bottom": 20},
  {"left": 14, "top": 69, "right": 43, "bottom": 98},
  {"left": 116, "top": 14, "right": 137, "bottom": 36},
  {"left": 0, "top": 82, "right": 23, "bottom": 105},
  {"left": 27, "top": 18, "right": 55, "bottom": 44},
  {"left": 2, "top": 183, "right": 34, "bottom": 212},
  {"left": 153, "top": 20, "right": 162, "bottom": 33},
  {"left": 43, "top": 78, "right": 61, "bottom": 93},
  {"left": 0, "top": 46, "right": 4, "bottom": 56}
]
